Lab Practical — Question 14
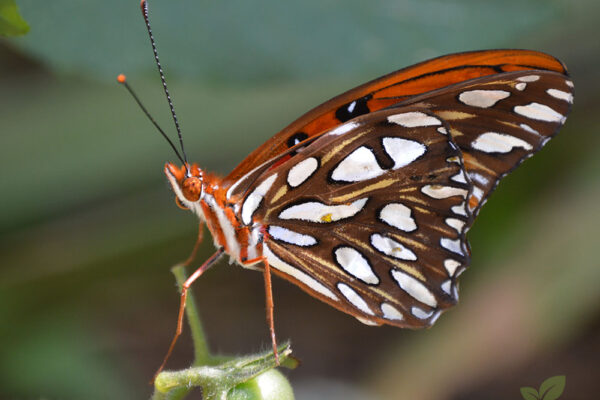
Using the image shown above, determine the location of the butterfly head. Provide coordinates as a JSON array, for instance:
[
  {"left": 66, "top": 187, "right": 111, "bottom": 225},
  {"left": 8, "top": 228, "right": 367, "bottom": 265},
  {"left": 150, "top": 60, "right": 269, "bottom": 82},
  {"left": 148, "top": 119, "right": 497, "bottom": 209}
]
[{"left": 165, "top": 162, "right": 204, "bottom": 213}]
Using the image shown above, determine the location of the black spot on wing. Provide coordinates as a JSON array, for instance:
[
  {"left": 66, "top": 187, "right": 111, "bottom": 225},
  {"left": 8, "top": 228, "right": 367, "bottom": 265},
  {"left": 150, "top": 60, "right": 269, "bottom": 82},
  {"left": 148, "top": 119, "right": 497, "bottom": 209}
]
[
  {"left": 335, "top": 95, "right": 372, "bottom": 122},
  {"left": 287, "top": 132, "right": 309, "bottom": 154},
  {"left": 286, "top": 132, "right": 308, "bottom": 157}
]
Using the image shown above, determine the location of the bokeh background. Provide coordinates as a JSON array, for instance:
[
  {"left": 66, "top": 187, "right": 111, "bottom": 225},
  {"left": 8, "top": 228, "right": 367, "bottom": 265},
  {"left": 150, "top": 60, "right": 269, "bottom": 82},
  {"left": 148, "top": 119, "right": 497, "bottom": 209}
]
[{"left": 1, "top": 0, "right": 598, "bottom": 399}]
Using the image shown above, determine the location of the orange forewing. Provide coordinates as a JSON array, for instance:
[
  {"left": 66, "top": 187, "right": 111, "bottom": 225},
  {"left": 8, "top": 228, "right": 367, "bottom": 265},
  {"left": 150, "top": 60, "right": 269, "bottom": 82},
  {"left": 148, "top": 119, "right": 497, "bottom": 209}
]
[{"left": 224, "top": 49, "right": 567, "bottom": 185}]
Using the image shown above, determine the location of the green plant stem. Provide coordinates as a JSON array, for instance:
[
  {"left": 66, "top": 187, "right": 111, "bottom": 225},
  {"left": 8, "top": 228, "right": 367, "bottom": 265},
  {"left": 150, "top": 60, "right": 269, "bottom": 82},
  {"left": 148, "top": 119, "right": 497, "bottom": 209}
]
[
  {"left": 151, "top": 265, "right": 211, "bottom": 400},
  {"left": 172, "top": 264, "right": 212, "bottom": 365}
]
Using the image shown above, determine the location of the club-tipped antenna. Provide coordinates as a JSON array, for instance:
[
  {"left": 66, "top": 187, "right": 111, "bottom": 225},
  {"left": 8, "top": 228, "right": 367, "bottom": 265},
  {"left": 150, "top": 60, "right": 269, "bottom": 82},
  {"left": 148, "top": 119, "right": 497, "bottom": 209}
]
[
  {"left": 140, "top": 0, "right": 190, "bottom": 174},
  {"left": 117, "top": 74, "right": 186, "bottom": 167}
]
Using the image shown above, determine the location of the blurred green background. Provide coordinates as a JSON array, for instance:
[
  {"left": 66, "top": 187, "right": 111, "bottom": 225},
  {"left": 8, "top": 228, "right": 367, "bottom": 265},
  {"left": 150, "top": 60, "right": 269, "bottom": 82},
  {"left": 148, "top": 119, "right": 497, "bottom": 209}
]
[{"left": 1, "top": 0, "right": 598, "bottom": 399}]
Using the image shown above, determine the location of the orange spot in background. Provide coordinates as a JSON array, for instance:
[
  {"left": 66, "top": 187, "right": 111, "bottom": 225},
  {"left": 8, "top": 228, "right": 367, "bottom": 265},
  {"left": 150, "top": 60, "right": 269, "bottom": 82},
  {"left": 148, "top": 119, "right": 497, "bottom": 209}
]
[{"left": 117, "top": 74, "right": 126, "bottom": 83}]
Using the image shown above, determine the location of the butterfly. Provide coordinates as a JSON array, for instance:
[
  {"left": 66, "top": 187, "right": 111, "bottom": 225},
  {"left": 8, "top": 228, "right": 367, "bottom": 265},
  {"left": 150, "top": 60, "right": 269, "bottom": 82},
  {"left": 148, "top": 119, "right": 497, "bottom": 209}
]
[{"left": 154, "top": 48, "right": 574, "bottom": 370}]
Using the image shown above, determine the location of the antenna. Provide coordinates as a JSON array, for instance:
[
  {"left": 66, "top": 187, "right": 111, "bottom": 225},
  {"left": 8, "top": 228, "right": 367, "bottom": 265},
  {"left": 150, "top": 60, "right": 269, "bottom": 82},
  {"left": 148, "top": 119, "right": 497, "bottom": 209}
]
[
  {"left": 117, "top": 74, "right": 187, "bottom": 167},
  {"left": 140, "top": 0, "right": 190, "bottom": 174}
]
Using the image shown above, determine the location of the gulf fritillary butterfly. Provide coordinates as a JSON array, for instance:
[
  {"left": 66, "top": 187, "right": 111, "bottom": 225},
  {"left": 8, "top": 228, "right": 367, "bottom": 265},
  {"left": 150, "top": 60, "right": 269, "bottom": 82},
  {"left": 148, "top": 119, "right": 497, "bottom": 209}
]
[{"left": 128, "top": 0, "right": 573, "bottom": 375}]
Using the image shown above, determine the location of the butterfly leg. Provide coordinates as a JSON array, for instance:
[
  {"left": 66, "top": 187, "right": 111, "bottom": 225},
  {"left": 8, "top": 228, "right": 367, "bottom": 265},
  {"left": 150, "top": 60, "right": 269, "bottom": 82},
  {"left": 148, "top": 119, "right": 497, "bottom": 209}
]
[
  {"left": 181, "top": 222, "right": 204, "bottom": 267},
  {"left": 263, "top": 257, "right": 280, "bottom": 365},
  {"left": 241, "top": 255, "right": 279, "bottom": 365},
  {"left": 154, "top": 247, "right": 225, "bottom": 380}
]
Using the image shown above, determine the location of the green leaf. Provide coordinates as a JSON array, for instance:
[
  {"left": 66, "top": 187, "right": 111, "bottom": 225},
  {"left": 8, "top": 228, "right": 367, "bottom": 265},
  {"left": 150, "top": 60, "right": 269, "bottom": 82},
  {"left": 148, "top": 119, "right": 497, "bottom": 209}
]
[
  {"left": 0, "top": 0, "right": 29, "bottom": 36},
  {"left": 520, "top": 386, "right": 540, "bottom": 400},
  {"left": 10, "top": 0, "right": 562, "bottom": 79},
  {"left": 539, "top": 375, "right": 566, "bottom": 400}
]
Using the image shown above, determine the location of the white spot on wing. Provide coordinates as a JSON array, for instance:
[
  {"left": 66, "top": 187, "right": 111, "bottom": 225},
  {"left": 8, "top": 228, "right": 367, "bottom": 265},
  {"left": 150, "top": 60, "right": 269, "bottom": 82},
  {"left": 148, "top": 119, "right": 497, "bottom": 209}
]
[
  {"left": 287, "top": 157, "right": 318, "bottom": 187},
  {"left": 451, "top": 171, "right": 467, "bottom": 184},
  {"left": 379, "top": 203, "right": 417, "bottom": 232},
  {"left": 331, "top": 138, "right": 425, "bottom": 183},
  {"left": 437, "top": 127, "right": 448, "bottom": 135},
  {"left": 355, "top": 316, "right": 379, "bottom": 326},
  {"left": 458, "top": 90, "right": 510, "bottom": 108},
  {"left": 347, "top": 101, "right": 356, "bottom": 113},
  {"left": 452, "top": 285, "right": 459, "bottom": 300},
  {"left": 566, "top": 80, "right": 574, "bottom": 88},
  {"left": 441, "top": 280, "right": 452, "bottom": 295},
  {"left": 444, "top": 259, "right": 460, "bottom": 276},
  {"left": 547, "top": 88, "right": 573, "bottom": 103},
  {"left": 263, "top": 244, "right": 338, "bottom": 300},
  {"left": 471, "top": 132, "right": 533, "bottom": 154},
  {"left": 451, "top": 201, "right": 467, "bottom": 216},
  {"left": 421, "top": 185, "right": 468, "bottom": 199},
  {"left": 514, "top": 102, "right": 564, "bottom": 123},
  {"left": 241, "top": 174, "right": 278, "bottom": 225},
  {"left": 391, "top": 270, "right": 437, "bottom": 307},
  {"left": 328, "top": 121, "right": 359, "bottom": 136},
  {"left": 381, "top": 303, "right": 404, "bottom": 320},
  {"left": 337, "top": 282, "right": 374, "bottom": 315},
  {"left": 429, "top": 310, "right": 442, "bottom": 324},
  {"left": 515, "top": 82, "right": 527, "bottom": 91},
  {"left": 441, "top": 237, "right": 465, "bottom": 256},
  {"left": 520, "top": 123, "right": 540, "bottom": 136},
  {"left": 468, "top": 172, "right": 489, "bottom": 186},
  {"left": 387, "top": 112, "right": 441, "bottom": 127},
  {"left": 471, "top": 186, "right": 484, "bottom": 201},
  {"left": 371, "top": 233, "right": 417, "bottom": 261},
  {"left": 518, "top": 75, "right": 540, "bottom": 82},
  {"left": 331, "top": 146, "right": 385, "bottom": 182},
  {"left": 382, "top": 137, "right": 426, "bottom": 168},
  {"left": 279, "top": 197, "right": 368, "bottom": 222},
  {"left": 412, "top": 306, "right": 434, "bottom": 320},
  {"left": 445, "top": 218, "right": 465, "bottom": 233},
  {"left": 335, "top": 247, "right": 379, "bottom": 284},
  {"left": 268, "top": 225, "right": 317, "bottom": 246}
]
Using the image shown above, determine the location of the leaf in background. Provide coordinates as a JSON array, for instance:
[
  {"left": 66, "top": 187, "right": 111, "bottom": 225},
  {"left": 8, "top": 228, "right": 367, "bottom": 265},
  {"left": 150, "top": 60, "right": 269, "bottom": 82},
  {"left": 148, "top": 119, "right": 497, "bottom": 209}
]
[
  {"left": 520, "top": 386, "right": 540, "bottom": 400},
  {"left": 539, "top": 375, "right": 566, "bottom": 400},
  {"left": 0, "top": 0, "right": 29, "bottom": 36},
  {"left": 11, "top": 0, "right": 559, "bottom": 81}
]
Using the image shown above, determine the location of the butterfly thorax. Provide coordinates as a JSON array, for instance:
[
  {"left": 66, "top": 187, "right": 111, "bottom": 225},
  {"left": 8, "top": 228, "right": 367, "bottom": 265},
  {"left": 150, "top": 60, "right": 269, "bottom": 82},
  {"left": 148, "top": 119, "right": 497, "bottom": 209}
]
[{"left": 165, "top": 163, "right": 264, "bottom": 268}]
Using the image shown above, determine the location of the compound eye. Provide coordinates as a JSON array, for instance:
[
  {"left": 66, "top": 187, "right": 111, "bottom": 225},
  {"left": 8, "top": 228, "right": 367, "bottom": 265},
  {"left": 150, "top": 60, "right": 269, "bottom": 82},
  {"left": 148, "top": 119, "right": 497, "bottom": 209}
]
[
  {"left": 175, "top": 196, "right": 189, "bottom": 210},
  {"left": 182, "top": 177, "right": 202, "bottom": 201}
]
